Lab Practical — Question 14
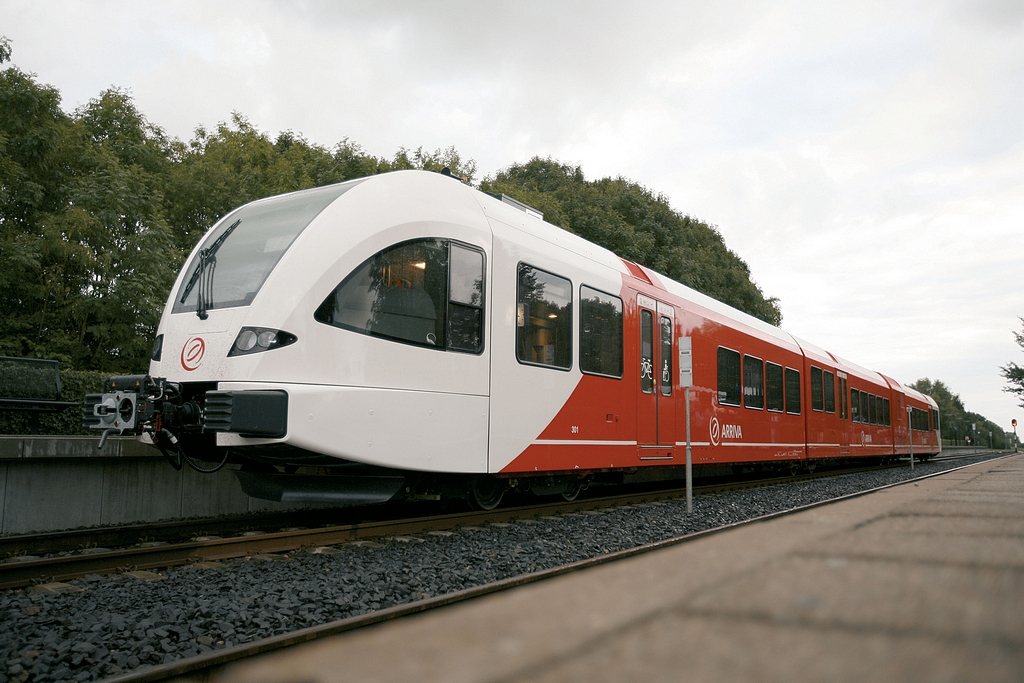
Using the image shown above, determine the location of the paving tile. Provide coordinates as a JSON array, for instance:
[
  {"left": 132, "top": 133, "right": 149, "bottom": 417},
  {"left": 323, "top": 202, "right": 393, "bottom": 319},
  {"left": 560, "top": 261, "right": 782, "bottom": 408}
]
[
  {"left": 894, "top": 500, "right": 1024, "bottom": 518},
  {"left": 858, "top": 515, "right": 1024, "bottom": 537},
  {"left": 686, "top": 555, "right": 1024, "bottom": 643},
  {"left": 515, "top": 614, "right": 1024, "bottom": 683},
  {"left": 802, "top": 527, "right": 1024, "bottom": 568}
]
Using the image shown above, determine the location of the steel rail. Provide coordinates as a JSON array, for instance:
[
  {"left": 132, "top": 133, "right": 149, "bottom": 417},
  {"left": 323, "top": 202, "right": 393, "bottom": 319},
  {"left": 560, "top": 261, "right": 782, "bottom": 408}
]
[
  {"left": 0, "top": 508, "right": 372, "bottom": 559},
  {"left": 0, "top": 451, "right": 1000, "bottom": 589},
  {"left": 96, "top": 450, "right": 1019, "bottom": 683}
]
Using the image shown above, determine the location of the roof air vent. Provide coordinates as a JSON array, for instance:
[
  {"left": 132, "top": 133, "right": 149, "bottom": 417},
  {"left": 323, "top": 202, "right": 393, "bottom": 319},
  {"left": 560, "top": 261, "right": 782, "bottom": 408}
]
[{"left": 485, "top": 192, "right": 543, "bottom": 220}]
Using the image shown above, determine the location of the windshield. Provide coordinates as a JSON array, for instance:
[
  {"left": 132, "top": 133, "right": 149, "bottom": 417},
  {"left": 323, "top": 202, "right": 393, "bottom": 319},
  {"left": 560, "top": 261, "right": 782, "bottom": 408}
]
[{"left": 172, "top": 179, "right": 364, "bottom": 314}]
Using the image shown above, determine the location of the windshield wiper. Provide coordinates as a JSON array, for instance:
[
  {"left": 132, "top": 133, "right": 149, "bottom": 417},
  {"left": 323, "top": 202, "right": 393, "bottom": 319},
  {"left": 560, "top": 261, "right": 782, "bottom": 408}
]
[{"left": 179, "top": 219, "right": 241, "bottom": 319}]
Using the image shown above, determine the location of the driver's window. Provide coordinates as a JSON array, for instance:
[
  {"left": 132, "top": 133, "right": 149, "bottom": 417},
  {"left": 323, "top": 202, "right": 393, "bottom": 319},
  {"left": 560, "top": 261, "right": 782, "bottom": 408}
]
[{"left": 315, "top": 238, "right": 485, "bottom": 354}]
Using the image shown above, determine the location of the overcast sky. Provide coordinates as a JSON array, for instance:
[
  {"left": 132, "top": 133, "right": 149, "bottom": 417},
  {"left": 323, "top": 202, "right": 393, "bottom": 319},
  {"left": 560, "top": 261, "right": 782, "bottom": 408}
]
[{"left": 4, "top": 0, "right": 1023, "bottom": 432}]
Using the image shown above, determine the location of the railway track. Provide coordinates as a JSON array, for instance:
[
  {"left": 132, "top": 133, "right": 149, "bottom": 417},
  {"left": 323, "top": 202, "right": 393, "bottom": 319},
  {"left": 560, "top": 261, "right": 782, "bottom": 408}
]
[
  {"left": 89, "top": 450, "right": 1017, "bottom": 683},
  {"left": 0, "top": 451, "right": 992, "bottom": 591}
]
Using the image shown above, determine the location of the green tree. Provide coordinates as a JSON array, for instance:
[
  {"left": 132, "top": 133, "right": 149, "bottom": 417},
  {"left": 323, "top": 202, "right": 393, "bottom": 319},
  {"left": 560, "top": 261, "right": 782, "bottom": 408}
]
[
  {"left": 1000, "top": 317, "right": 1024, "bottom": 408},
  {"left": 0, "top": 69, "right": 176, "bottom": 371},
  {"left": 164, "top": 118, "right": 478, "bottom": 254},
  {"left": 480, "top": 158, "right": 782, "bottom": 325},
  {"left": 0, "top": 66, "right": 80, "bottom": 361},
  {"left": 909, "top": 377, "right": 1007, "bottom": 448}
]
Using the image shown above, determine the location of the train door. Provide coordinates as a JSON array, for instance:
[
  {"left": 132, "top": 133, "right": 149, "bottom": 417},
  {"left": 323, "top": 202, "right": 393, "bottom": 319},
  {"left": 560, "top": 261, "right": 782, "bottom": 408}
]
[
  {"left": 637, "top": 295, "right": 676, "bottom": 455},
  {"left": 838, "top": 372, "right": 850, "bottom": 454}
]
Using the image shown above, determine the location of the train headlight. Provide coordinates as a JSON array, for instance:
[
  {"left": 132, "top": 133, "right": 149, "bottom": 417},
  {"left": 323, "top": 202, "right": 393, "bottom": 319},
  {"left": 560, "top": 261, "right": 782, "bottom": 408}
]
[
  {"left": 235, "top": 329, "right": 259, "bottom": 352},
  {"left": 228, "top": 327, "right": 298, "bottom": 356},
  {"left": 257, "top": 330, "right": 277, "bottom": 348}
]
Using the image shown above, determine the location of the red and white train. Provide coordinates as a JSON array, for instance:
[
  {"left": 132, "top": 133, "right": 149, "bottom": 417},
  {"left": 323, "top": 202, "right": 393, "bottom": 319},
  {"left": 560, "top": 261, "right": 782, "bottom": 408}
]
[{"left": 86, "top": 170, "right": 940, "bottom": 508}]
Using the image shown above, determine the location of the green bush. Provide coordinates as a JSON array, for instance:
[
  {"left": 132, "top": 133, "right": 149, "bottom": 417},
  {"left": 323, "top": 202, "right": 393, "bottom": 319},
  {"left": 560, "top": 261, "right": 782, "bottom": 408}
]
[
  {"left": 0, "top": 368, "right": 108, "bottom": 435},
  {"left": 0, "top": 358, "right": 61, "bottom": 399}
]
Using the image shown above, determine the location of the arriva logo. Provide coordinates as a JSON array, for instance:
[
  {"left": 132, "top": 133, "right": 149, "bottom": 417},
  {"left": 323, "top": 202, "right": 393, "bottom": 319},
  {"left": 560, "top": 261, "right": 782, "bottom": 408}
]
[
  {"left": 181, "top": 336, "right": 206, "bottom": 372},
  {"left": 722, "top": 424, "right": 743, "bottom": 439},
  {"left": 709, "top": 416, "right": 742, "bottom": 447}
]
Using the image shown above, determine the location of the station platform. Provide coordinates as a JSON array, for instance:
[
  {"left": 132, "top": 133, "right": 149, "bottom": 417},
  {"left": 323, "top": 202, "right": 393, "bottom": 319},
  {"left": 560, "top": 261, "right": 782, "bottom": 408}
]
[{"left": 217, "top": 454, "right": 1024, "bottom": 683}]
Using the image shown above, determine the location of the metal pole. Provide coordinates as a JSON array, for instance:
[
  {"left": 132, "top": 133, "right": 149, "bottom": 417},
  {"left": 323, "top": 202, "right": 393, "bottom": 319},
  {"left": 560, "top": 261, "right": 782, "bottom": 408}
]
[
  {"left": 907, "top": 406, "right": 914, "bottom": 471},
  {"left": 685, "top": 387, "right": 692, "bottom": 514}
]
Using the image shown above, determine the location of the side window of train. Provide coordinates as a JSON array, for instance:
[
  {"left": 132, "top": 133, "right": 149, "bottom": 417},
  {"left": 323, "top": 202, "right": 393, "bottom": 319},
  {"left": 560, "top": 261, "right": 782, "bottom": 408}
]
[
  {"left": 785, "top": 367, "right": 801, "bottom": 414},
  {"left": 838, "top": 376, "right": 848, "bottom": 419},
  {"left": 660, "top": 316, "right": 673, "bottom": 396},
  {"left": 641, "top": 311, "right": 654, "bottom": 394},
  {"left": 743, "top": 355, "right": 763, "bottom": 409},
  {"left": 447, "top": 244, "right": 486, "bottom": 352},
  {"left": 884, "top": 398, "right": 892, "bottom": 426},
  {"left": 717, "top": 347, "right": 741, "bottom": 406},
  {"left": 868, "top": 393, "right": 877, "bottom": 425},
  {"left": 823, "top": 371, "right": 835, "bottom": 413},
  {"left": 580, "top": 286, "right": 623, "bottom": 378},
  {"left": 851, "top": 388, "right": 859, "bottom": 422},
  {"left": 516, "top": 264, "right": 572, "bottom": 370},
  {"left": 766, "top": 362, "right": 784, "bottom": 412},
  {"left": 810, "top": 366, "right": 824, "bottom": 412},
  {"left": 314, "top": 238, "right": 484, "bottom": 353}
]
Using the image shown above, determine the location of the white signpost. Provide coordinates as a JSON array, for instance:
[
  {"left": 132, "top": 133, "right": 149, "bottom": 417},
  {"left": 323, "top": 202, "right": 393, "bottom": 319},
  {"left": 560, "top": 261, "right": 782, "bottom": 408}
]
[
  {"left": 907, "top": 406, "right": 914, "bottom": 471},
  {"left": 679, "top": 336, "right": 693, "bottom": 513}
]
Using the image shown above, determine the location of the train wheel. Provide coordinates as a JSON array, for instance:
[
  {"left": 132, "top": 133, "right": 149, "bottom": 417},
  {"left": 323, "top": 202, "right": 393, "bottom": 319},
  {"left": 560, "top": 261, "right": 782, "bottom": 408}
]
[
  {"left": 562, "top": 480, "right": 581, "bottom": 502},
  {"left": 468, "top": 476, "right": 505, "bottom": 511}
]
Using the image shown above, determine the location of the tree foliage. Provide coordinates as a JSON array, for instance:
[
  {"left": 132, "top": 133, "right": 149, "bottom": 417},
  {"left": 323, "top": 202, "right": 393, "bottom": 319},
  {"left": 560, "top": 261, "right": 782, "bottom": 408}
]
[
  {"left": 909, "top": 378, "right": 1007, "bottom": 448},
  {"left": 0, "top": 70, "right": 177, "bottom": 371},
  {"left": 480, "top": 159, "right": 782, "bottom": 325},
  {"left": 1000, "top": 317, "right": 1024, "bottom": 409},
  {"left": 1, "top": 66, "right": 779, "bottom": 379},
  {"left": 163, "top": 116, "right": 476, "bottom": 253}
]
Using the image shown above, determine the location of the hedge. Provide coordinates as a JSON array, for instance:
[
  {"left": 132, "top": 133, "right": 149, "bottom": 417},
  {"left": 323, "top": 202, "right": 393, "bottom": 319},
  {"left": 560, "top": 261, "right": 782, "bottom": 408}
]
[{"left": 0, "top": 368, "right": 109, "bottom": 436}]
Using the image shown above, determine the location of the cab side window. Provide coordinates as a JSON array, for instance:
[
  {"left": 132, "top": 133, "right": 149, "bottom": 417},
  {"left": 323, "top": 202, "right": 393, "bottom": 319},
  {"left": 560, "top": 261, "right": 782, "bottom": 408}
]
[
  {"left": 447, "top": 244, "right": 485, "bottom": 352},
  {"left": 314, "top": 238, "right": 485, "bottom": 353}
]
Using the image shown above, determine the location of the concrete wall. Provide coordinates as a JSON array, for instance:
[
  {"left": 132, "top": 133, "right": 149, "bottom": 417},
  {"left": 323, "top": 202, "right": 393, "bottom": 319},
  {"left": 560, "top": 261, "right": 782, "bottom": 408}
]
[{"left": 0, "top": 436, "right": 305, "bottom": 535}]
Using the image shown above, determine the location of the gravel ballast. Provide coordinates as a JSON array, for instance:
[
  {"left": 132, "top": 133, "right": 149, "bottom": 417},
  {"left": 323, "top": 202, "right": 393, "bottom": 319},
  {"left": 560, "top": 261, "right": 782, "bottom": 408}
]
[{"left": 0, "top": 454, "right": 1008, "bottom": 682}]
